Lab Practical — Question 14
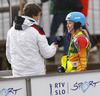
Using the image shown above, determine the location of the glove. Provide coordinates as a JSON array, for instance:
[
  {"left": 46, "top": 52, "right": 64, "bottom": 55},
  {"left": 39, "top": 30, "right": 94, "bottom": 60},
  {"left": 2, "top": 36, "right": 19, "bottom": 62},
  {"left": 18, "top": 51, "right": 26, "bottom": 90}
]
[
  {"left": 57, "top": 66, "right": 65, "bottom": 73},
  {"left": 54, "top": 36, "right": 63, "bottom": 47},
  {"left": 60, "top": 55, "right": 73, "bottom": 73}
]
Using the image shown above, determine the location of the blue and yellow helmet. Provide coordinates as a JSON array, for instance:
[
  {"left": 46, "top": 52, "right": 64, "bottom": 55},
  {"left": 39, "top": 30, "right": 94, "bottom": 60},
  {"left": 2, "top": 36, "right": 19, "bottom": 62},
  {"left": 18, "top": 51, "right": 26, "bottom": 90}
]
[{"left": 66, "top": 12, "right": 85, "bottom": 26}]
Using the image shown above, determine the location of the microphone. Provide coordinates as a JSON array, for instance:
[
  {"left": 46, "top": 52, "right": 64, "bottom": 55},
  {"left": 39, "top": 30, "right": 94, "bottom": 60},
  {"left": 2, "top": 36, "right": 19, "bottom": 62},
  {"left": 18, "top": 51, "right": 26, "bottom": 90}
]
[{"left": 54, "top": 36, "right": 63, "bottom": 47}]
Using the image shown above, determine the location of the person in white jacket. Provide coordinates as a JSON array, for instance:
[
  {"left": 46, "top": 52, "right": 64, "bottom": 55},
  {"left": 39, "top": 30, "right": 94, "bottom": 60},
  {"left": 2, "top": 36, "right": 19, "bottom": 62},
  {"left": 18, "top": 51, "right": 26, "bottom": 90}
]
[{"left": 6, "top": 2, "right": 58, "bottom": 77}]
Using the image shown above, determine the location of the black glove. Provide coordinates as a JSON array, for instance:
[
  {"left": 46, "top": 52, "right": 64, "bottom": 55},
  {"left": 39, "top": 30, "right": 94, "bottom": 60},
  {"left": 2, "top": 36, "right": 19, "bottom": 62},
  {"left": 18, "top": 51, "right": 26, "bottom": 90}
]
[
  {"left": 54, "top": 36, "right": 63, "bottom": 47},
  {"left": 57, "top": 66, "right": 65, "bottom": 73}
]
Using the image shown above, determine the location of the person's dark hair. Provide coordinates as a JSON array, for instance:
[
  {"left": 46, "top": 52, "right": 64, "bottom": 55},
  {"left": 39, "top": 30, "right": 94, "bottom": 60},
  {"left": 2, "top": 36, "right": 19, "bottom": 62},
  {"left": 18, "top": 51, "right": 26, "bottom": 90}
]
[{"left": 23, "top": 2, "right": 41, "bottom": 17}]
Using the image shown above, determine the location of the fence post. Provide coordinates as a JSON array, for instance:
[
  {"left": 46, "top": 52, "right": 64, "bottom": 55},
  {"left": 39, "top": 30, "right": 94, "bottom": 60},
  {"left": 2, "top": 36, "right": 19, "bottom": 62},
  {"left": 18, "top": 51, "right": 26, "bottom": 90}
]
[{"left": 26, "top": 77, "right": 32, "bottom": 96}]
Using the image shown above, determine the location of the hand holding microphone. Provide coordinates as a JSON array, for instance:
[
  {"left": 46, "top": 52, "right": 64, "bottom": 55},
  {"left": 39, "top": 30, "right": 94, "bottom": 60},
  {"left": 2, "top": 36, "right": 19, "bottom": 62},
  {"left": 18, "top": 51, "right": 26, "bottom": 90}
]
[{"left": 51, "top": 36, "right": 63, "bottom": 50}]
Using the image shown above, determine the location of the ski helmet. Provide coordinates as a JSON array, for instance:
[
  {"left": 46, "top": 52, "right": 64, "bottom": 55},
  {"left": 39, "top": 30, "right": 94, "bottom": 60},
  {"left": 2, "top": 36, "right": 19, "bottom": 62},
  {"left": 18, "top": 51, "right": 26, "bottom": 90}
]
[{"left": 66, "top": 12, "right": 85, "bottom": 26}]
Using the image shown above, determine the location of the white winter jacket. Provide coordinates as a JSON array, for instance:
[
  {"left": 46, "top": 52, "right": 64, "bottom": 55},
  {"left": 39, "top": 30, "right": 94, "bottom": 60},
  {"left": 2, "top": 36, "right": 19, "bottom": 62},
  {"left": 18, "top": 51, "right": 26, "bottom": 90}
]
[{"left": 6, "top": 16, "right": 57, "bottom": 77}]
